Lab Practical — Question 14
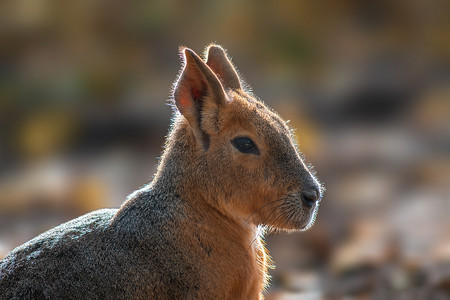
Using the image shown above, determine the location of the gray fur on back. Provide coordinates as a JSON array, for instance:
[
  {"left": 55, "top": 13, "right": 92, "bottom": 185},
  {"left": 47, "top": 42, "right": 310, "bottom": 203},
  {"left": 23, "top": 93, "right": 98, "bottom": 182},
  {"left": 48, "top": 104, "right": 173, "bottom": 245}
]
[{"left": 0, "top": 188, "right": 198, "bottom": 299}]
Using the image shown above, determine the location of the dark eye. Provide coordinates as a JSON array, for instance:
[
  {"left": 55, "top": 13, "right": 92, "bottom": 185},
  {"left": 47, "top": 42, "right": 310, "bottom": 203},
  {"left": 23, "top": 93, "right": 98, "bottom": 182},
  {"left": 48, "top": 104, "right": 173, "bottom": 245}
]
[{"left": 231, "top": 137, "right": 259, "bottom": 155}]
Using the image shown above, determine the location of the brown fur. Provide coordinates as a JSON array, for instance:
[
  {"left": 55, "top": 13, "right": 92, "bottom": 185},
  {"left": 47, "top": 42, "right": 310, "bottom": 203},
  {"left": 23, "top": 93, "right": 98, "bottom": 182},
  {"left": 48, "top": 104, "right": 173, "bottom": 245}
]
[{"left": 0, "top": 44, "right": 323, "bottom": 299}]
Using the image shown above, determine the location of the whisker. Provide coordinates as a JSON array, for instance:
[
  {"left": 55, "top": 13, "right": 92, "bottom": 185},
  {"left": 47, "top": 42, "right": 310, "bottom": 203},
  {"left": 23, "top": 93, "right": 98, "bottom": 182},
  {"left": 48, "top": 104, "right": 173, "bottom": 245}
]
[
  {"left": 242, "top": 195, "right": 288, "bottom": 226},
  {"left": 257, "top": 201, "right": 285, "bottom": 229},
  {"left": 285, "top": 207, "right": 298, "bottom": 227},
  {"left": 247, "top": 199, "right": 288, "bottom": 249},
  {"left": 270, "top": 204, "right": 292, "bottom": 229}
]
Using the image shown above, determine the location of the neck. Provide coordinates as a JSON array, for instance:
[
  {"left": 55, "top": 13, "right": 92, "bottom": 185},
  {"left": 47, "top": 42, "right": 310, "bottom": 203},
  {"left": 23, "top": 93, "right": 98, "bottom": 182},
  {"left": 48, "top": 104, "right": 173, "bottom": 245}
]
[
  {"left": 150, "top": 117, "right": 256, "bottom": 230},
  {"left": 116, "top": 118, "right": 268, "bottom": 291},
  {"left": 151, "top": 117, "right": 195, "bottom": 190}
]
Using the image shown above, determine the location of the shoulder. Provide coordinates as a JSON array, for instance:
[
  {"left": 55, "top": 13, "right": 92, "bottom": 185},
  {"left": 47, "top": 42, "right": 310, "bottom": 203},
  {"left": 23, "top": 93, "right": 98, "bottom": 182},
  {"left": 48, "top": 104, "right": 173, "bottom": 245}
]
[
  {"left": 113, "top": 187, "right": 186, "bottom": 226},
  {"left": 1, "top": 209, "right": 117, "bottom": 269}
]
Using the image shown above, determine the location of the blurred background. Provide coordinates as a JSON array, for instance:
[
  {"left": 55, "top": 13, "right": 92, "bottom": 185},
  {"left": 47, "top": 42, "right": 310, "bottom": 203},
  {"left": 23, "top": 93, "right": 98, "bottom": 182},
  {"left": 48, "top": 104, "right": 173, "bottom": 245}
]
[{"left": 0, "top": 0, "right": 449, "bottom": 298}]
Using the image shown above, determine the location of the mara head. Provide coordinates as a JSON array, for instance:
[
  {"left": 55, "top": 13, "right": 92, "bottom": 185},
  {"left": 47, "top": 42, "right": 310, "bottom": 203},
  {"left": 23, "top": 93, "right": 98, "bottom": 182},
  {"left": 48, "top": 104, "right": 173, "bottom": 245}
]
[{"left": 163, "top": 44, "right": 323, "bottom": 231}]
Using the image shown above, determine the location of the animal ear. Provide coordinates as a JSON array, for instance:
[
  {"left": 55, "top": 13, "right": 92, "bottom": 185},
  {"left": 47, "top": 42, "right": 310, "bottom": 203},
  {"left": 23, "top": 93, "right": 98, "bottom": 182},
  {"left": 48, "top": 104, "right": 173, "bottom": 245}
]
[
  {"left": 173, "top": 47, "right": 227, "bottom": 142},
  {"left": 206, "top": 45, "right": 242, "bottom": 90}
]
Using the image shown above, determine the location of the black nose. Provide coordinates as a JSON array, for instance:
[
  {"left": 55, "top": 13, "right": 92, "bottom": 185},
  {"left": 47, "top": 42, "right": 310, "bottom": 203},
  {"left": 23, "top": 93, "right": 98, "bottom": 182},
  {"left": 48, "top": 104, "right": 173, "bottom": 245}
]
[{"left": 301, "top": 188, "right": 320, "bottom": 208}]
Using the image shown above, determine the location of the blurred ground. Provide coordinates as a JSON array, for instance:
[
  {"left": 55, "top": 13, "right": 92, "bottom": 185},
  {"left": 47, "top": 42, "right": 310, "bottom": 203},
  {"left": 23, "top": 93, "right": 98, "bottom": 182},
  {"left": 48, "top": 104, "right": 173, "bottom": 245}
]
[{"left": 1, "top": 0, "right": 449, "bottom": 298}]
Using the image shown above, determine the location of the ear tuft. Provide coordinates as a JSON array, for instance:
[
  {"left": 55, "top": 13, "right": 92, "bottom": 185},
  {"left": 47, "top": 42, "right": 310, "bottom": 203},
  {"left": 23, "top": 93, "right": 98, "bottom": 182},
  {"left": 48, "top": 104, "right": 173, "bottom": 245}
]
[
  {"left": 206, "top": 44, "right": 242, "bottom": 90},
  {"left": 183, "top": 48, "right": 201, "bottom": 65},
  {"left": 207, "top": 45, "right": 226, "bottom": 59}
]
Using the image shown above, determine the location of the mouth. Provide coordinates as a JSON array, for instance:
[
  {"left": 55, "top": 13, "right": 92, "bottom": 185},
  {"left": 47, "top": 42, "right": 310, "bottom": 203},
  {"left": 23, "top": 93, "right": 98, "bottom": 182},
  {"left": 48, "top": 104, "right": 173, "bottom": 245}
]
[
  {"left": 299, "top": 203, "right": 319, "bottom": 231},
  {"left": 257, "top": 194, "right": 319, "bottom": 231},
  {"left": 287, "top": 192, "right": 321, "bottom": 230}
]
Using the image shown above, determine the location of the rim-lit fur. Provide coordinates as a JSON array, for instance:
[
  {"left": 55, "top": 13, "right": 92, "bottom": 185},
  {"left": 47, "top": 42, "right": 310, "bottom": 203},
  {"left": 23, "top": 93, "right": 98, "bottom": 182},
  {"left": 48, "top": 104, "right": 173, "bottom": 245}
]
[
  {"left": 0, "top": 44, "right": 323, "bottom": 300},
  {"left": 163, "top": 75, "right": 323, "bottom": 233},
  {"left": 151, "top": 45, "right": 323, "bottom": 296}
]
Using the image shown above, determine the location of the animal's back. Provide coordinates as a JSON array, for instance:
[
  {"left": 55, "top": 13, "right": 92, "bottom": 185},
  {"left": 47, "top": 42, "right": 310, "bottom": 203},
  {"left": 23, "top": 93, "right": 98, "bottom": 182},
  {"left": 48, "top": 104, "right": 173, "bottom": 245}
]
[
  {"left": 0, "top": 208, "right": 117, "bottom": 299},
  {"left": 0, "top": 188, "right": 204, "bottom": 299}
]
